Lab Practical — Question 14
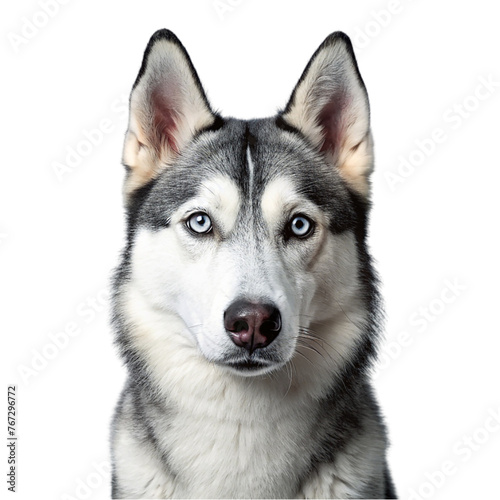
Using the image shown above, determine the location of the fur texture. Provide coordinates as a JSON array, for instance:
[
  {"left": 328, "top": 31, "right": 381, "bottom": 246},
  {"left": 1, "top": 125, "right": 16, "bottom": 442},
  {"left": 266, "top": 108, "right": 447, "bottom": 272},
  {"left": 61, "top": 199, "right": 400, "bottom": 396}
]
[{"left": 110, "top": 29, "right": 396, "bottom": 499}]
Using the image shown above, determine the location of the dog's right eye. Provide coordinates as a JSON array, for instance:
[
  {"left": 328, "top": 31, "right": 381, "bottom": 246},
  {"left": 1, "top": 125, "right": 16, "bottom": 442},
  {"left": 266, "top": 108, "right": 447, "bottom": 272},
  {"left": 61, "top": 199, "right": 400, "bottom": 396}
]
[
  {"left": 186, "top": 212, "right": 212, "bottom": 234},
  {"left": 286, "top": 214, "right": 315, "bottom": 239}
]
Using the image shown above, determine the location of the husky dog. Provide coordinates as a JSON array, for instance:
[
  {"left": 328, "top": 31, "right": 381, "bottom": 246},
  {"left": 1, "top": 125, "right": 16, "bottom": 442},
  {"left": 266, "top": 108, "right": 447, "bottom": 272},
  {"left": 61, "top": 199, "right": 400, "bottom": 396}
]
[{"left": 110, "top": 29, "right": 396, "bottom": 499}]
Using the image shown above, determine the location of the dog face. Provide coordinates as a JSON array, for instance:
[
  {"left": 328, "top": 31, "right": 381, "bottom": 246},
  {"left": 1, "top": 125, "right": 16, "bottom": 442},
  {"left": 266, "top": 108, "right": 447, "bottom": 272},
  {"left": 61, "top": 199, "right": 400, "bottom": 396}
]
[{"left": 115, "top": 30, "right": 375, "bottom": 378}]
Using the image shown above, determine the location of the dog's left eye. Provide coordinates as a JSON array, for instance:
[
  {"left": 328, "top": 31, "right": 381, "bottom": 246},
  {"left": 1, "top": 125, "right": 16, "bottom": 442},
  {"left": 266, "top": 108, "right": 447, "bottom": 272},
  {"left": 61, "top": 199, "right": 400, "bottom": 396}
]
[
  {"left": 187, "top": 212, "right": 212, "bottom": 234},
  {"left": 288, "top": 215, "right": 314, "bottom": 238}
]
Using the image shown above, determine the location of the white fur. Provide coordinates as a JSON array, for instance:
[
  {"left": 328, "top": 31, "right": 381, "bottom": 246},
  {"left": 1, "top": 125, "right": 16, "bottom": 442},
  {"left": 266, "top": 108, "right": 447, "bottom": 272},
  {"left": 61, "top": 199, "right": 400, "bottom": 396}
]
[
  {"left": 190, "top": 175, "right": 242, "bottom": 235},
  {"left": 246, "top": 144, "right": 255, "bottom": 195},
  {"left": 112, "top": 171, "right": 373, "bottom": 497},
  {"left": 260, "top": 176, "right": 321, "bottom": 229},
  {"left": 114, "top": 284, "right": 314, "bottom": 497},
  {"left": 128, "top": 172, "right": 365, "bottom": 379},
  {"left": 114, "top": 276, "right": 373, "bottom": 498}
]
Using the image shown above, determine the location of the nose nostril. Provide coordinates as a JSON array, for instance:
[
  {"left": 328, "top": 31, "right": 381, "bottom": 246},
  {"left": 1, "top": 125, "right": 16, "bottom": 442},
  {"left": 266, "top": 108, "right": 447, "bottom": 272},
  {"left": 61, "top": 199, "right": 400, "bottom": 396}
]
[
  {"left": 261, "top": 318, "right": 281, "bottom": 334},
  {"left": 232, "top": 320, "right": 249, "bottom": 333}
]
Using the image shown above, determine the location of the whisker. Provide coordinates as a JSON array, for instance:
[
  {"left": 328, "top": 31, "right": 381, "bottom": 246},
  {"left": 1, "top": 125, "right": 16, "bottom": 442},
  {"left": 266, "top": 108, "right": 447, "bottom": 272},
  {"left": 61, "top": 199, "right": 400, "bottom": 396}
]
[
  {"left": 280, "top": 361, "right": 293, "bottom": 401},
  {"left": 293, "top": 349, "right": 314, "bottom": 366},
  {"left": 296, "top": 338, "right": 325, "bottom": 359},
  {"left": 186, "top": 323, "right": 204, "bottom": 330}
]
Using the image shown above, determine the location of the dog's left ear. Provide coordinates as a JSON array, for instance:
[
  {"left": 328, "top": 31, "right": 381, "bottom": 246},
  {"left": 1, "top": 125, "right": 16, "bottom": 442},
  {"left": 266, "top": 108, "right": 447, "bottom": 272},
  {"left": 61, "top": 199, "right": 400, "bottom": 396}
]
[{"left": 281, "top": 32, "right": 373, "bottom": 198}]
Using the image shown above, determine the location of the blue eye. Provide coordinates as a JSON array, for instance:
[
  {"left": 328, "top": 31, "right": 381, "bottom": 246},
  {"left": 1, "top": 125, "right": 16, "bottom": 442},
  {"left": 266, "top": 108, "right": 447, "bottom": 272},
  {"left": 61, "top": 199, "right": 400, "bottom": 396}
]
[
  {"left": 289, "top": 215, "right": 314, "bottom": 238},
  {"left": 187, "top": 212, "right": 212, "bottom": 234}
]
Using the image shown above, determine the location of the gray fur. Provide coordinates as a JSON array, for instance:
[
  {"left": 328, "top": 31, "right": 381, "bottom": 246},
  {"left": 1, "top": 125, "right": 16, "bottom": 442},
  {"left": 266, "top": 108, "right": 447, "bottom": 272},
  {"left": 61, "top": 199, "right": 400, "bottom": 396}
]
[{"left": 111, "top": 29, "right": 396, "bottom": 499}]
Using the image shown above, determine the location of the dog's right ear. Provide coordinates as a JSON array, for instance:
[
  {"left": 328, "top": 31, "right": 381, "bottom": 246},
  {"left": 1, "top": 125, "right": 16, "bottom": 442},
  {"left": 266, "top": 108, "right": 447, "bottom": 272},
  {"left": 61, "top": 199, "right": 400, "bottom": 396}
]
[{"left": 122, "top": 29, "right": 218, "bottom": 199}]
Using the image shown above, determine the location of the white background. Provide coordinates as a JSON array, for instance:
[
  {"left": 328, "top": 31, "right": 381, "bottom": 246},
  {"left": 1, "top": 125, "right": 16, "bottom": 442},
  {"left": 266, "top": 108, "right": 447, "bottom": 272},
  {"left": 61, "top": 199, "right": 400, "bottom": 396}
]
[{"left": 1, "top": 1, "right": 499, "bottom": 499}]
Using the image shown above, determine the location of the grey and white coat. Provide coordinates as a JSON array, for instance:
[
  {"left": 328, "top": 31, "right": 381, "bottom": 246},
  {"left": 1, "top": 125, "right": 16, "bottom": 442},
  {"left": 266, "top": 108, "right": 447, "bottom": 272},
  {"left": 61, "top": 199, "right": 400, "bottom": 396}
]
[{"left": 110, "top": 29, "right": 396, "bottom": 499}]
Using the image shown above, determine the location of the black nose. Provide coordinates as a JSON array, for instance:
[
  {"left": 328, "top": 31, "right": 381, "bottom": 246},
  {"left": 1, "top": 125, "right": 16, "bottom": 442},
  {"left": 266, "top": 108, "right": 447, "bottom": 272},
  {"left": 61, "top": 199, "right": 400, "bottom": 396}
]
[{"left": 224, "top": 300, "right": 281, "bottom": 353}]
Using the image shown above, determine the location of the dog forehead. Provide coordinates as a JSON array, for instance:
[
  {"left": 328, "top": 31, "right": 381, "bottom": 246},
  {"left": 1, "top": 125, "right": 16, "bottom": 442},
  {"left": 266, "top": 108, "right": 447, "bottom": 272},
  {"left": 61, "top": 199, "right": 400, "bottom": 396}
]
[
  {"left": 199, "top": 175, "right": 240, "bottom": 209},
  {"left": 198, "top": 175, "right": 241, "bottom": 231},
  {"left": 260, "top": 177, "right": 302, "bottom": 226}
]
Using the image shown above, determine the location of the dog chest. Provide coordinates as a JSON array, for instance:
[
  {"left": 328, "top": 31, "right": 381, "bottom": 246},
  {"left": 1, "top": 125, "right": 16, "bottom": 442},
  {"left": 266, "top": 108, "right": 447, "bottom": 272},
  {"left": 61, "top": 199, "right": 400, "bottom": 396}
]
[{"left": 162, "top": 407, "right": 315, "bottom": 498}]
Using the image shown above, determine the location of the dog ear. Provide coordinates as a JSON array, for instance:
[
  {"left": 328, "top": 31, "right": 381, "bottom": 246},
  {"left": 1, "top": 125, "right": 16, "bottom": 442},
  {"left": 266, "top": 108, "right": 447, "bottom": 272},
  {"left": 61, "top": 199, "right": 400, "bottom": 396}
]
[
  {"left": 281, "top": 32, "right": 373, "bottom": 198},
  {"left": 122, "top": 29, "right": 218, "bottom": 198}
]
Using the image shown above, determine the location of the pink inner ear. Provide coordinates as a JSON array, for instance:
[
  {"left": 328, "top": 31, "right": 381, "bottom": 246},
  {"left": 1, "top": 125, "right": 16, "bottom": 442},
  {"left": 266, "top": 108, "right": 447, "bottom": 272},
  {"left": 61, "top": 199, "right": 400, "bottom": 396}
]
[
  {"left": 318, "top": 93, "right": 350, "bottom": 154},
  {"left": 151, "top": 86, "right": 180, "bottom": 154}
]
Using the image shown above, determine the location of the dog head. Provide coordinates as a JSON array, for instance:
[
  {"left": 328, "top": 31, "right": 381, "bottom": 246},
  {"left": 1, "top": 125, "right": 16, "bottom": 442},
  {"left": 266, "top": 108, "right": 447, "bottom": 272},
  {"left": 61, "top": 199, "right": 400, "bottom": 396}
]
[{"left": 114, "top": 30, "right": 378, "bottom": 380}]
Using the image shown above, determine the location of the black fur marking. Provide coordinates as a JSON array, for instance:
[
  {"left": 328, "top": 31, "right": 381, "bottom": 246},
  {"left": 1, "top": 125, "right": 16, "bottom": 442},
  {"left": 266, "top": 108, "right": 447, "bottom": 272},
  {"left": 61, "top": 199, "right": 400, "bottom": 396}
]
[
  {"left": 274, "top": 114, "right": 303, "bottom": 136},
  {"left": 125, "top": 176, "right": 161, "bottom": 237},
  {"left": 198, "top": 114, "right": 225, "bottom": 134},
  {"left": 385, "top": 465, "right": 398, "bottom": 498}
]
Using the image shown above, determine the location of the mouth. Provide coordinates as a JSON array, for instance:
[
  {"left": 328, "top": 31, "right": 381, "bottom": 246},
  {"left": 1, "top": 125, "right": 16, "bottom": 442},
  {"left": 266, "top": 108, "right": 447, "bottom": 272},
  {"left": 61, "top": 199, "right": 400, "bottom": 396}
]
[
  {"left": 221, "top": 356, "right": 280, "bottom": 376},
  {"left": 226, "top": 359, "right": 268, "bottom": 371}
]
